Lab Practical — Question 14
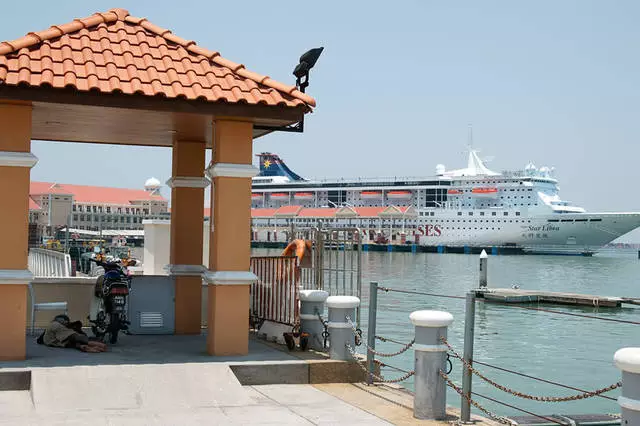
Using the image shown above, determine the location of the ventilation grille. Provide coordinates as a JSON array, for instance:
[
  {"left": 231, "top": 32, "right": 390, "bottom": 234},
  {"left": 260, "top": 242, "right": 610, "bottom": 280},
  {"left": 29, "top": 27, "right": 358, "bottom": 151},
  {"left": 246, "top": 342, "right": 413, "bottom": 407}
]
[{"left": 139, "top": 312, "right": 164, "bottom": 328}]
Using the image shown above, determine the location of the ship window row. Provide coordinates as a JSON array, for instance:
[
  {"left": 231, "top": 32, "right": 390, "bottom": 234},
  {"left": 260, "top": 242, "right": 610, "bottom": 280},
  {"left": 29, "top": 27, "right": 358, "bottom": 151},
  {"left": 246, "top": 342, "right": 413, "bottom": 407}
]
[
  {"left": 424, "top": 219, "right": 531, "bottom": 224},
  {"left": 445, "top": 227, "right": 502, "bottom": 231},
  {"left": 547, "top": 218, "right": 602, "bottom": 223}
]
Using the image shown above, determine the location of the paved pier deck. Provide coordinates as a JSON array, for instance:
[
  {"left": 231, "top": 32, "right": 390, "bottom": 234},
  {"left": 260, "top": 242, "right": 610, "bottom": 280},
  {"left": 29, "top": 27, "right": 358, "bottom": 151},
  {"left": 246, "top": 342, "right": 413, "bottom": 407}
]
[
  {"left": 0, "top": 333, "right": 498, "bottom": 425},
  {"left": 476, "top": 288, "right": 639, "bottom": 307}
]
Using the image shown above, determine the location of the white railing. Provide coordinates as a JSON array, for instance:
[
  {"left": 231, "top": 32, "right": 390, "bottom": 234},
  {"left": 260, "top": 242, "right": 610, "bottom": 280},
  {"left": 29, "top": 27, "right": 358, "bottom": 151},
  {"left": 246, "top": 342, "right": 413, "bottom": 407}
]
[{"left": 28, "top": 249, "right": 72, "bottom": 278}]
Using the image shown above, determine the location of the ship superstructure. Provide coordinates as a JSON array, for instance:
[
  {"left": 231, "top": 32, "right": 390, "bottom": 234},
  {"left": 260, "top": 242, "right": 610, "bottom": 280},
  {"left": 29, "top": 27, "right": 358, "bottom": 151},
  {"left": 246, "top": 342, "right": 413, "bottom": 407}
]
[{"left": 251, "top": 151, "right": 640, "bottom": 255}]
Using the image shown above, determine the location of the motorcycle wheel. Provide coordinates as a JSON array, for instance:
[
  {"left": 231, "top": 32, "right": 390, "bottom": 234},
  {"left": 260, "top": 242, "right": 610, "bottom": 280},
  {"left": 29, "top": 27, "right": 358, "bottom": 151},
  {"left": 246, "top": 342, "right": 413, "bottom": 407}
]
[{"left": 109, "top": 313, "right": 120, "bottom": 344}]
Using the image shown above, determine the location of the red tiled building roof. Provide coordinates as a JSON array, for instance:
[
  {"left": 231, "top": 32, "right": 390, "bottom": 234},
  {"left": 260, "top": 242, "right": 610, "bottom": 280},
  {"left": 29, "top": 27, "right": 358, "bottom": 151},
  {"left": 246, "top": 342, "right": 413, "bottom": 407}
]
[
  {"left": 298, "top": 208, "right": 337, "bottom": 217},
  {"left": 28, "top": 198, "right": 41, "bottom": 210},
  {"left": 274, "top": 205, "right": 303, "bottom": 216},
  {"left": 251, "top": 208, "right": 277, "bottom": 218},
  {"left": 30, "top": 181, "right": 166, "bottom": 205},
  {"left": 0, "top": 8, "right": 315, "bottom": 107},
  {"left": 353, "top": 207, "right": 386, "bottom": 217}
]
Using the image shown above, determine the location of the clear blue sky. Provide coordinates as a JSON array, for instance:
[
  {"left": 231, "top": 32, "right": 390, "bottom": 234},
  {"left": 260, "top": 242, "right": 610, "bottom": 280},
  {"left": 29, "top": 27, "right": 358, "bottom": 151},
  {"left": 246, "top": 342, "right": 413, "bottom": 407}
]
[{"left": 2, "top": 1, "right": 639, "bottom": 223}]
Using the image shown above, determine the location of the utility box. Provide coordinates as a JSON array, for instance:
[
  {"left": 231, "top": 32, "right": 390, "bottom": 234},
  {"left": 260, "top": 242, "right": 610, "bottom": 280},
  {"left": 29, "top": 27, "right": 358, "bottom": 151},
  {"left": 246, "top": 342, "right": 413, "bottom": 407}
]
[{"left": 127, "top": 275, "right": 175, "bottom": 334}]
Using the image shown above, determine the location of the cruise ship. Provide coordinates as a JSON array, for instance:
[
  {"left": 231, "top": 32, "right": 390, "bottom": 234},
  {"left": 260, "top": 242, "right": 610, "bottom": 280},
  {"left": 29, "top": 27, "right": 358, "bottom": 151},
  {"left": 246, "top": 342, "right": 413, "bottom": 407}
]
[{"left": 250, "top": 150, "right": 640, "bottom": 255}]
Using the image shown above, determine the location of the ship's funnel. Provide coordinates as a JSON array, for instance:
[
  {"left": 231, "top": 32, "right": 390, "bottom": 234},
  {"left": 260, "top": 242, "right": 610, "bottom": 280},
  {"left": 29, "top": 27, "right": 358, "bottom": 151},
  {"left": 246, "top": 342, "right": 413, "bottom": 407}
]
[{"left": 256, "top": 153, "right": 306, "bottom": 181}]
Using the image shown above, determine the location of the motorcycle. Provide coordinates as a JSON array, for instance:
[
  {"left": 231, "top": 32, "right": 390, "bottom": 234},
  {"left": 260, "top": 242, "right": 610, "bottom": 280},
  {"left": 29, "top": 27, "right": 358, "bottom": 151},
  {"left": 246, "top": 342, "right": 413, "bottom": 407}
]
[{"left": 89, "top": 257, "right": 131, "bottom": 344}]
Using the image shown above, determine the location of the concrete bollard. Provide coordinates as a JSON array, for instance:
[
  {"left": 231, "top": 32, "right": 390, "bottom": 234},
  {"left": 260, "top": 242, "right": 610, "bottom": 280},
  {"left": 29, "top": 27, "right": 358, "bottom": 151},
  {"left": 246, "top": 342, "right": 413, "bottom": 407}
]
[
  {"left": 410, "top": 310, "right": 454, "bottom": 420},
  {"left": 614, "top": 347, "right": 640, "bottom": 424},
  {"left": 326, "top": 296, "right": 360, "bottom": 360},
  {"left": 479, "top": 249, "right": 488, "bottom": 288},
  {"left": 299, "top": 290, "right": 329, "bottom": 351}
]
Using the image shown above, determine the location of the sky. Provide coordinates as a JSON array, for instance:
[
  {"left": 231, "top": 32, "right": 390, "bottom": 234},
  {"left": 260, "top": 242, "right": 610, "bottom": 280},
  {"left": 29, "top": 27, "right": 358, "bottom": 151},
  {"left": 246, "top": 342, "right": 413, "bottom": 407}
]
[{"left": 2, "top": 1, "right": 640, "bottom": 237}]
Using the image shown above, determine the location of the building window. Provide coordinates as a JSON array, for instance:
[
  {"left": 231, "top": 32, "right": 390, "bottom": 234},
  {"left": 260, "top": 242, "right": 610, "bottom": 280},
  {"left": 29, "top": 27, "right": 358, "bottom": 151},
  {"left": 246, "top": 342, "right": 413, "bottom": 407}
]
[
  {"left": 73, "top": 214, "right": 78, "bottom": 221},
  {"left": 491, "top": 212, "right": 497, "bottom": 216},
  {"left": 503, "top": 212, "right": 508, "bottom": 216},
  {"left": 515, "top": 212, "right": 521, "bottom": 216}
]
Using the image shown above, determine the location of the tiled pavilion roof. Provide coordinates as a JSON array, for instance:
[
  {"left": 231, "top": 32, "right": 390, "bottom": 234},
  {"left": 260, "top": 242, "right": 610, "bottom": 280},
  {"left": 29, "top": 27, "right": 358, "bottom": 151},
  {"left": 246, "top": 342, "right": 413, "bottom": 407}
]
[{"left": 0, "top": 8, "right": 315, "bottom": 108}]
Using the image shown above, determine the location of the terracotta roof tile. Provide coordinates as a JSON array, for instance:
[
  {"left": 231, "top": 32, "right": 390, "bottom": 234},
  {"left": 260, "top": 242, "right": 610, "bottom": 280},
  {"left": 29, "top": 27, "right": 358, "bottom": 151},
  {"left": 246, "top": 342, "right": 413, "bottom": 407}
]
[
  {"left": 298, "top": 208, "right": 337, "bottom": 217},
  {"left": 251, "top": 208, "right": 277, "bottom": 218},
  {"left": 0, "top": 8, "right": 315, "bottom": 108},
  {"left": 29, "top": 197, "right": 42, "bottom": 211},
  {"left": 30, "top": 181, "right": 166, "bottom": 205},
  {"left": 274, "top": 205, "right": 303, "bottom": 216},
  {"left": 353, "top": 207, "right": 386, "bottom": 217}
]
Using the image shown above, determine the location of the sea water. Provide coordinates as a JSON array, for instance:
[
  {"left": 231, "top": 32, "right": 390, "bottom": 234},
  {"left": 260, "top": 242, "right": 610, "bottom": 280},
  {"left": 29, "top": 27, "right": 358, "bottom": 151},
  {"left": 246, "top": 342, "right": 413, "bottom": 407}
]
[{"left": 253, "top": 248, "right": 640, "bottom": 417}]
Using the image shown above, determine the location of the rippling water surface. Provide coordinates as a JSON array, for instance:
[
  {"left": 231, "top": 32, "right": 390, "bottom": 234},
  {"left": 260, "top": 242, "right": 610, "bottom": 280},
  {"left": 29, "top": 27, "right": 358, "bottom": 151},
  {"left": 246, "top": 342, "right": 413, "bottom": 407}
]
[{"left": 254, "top": 248, "right": 640, "bottom": 418}]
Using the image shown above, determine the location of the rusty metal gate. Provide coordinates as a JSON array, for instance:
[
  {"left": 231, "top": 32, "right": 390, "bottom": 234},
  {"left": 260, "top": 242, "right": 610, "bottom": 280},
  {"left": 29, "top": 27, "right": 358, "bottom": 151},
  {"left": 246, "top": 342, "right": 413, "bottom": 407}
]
[
  {"left": 295, "top": 226, "right": 363, "bottom": 323},
  {"left": 249, "top": 255, "right": 299, "bottom": 327},
  {"left": 250, "top": 226, "right": 363, "bottom": 327}
]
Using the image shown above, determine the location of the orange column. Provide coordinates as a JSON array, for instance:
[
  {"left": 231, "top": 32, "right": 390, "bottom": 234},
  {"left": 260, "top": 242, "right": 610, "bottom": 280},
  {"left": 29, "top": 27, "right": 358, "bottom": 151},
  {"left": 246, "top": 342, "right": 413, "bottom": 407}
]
[
  {"left": 0, "top": 101, "right": 36, "bottom": 360},
  {"left": 167, "top": 140, "right": 208, "bottom": 334},
  {"left": 204, "top": 120, "right": 258, "bottom": 356}
]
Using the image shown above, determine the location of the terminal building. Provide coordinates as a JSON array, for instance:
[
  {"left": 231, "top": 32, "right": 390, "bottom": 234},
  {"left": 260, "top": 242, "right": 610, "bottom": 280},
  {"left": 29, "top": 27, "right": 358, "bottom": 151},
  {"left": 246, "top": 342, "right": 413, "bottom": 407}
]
[{"left": 28, "top": 178, "right": 169, "bottom": 244}]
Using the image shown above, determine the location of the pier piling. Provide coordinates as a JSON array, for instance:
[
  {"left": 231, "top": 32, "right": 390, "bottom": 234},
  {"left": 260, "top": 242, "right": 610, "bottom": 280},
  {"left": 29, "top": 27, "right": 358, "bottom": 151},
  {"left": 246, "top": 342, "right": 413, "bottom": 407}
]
[
  {"left": 326, "top": 296, "right": 360, "bottom": 361},
  {"left": 614, "top": 347, "right": 640, "bottom": 424},
  {"left": 410, "top": 310, "right": 454, "bottom": 420},
  {"left": 479, "top": 250, "right": 488, "bottom": 288},
  {"left": 299, "top": 290, "right": 329, "bottom": 351}
]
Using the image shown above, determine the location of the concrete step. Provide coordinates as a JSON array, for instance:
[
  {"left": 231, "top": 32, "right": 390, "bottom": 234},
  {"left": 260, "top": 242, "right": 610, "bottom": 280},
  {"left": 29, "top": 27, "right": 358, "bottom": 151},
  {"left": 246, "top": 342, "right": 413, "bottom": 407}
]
[
  {"left": 0, "top": 390, "right": 35, "bottom": 419},
  {"left": 30, "top": 363, "right": 251, "bottom": 412}
]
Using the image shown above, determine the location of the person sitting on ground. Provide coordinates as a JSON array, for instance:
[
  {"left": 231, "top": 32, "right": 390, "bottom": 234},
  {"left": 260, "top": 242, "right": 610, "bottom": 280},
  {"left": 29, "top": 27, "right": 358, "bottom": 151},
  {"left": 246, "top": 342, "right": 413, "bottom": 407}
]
[{"left": 41, "top": 315, "right": 107, "bottom": 353}]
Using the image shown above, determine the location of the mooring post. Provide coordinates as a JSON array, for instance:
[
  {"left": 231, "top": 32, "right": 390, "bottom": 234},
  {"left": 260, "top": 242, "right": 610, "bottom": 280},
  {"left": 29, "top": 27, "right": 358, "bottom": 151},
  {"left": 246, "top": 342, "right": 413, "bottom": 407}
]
[
  {"left": 461, "top": 291, "right": 476, "bottom": 423},
  {"left": 614, "top": 347, "right": 640, "bottom": 424},
  {"left": 410, "top": 310, "right": 454, "bottom": 420},
  {"left": 479, "top": 249, "right": 488, "bottom": 288},
  {"left": 326, "top": 296, "right": 360, "bottom": 360},
  {"left": 366, "top": 282, "right": 379, "bottom": 385},
  {"left": 299, "top": 290, "right": 329, "bottom": 351}
]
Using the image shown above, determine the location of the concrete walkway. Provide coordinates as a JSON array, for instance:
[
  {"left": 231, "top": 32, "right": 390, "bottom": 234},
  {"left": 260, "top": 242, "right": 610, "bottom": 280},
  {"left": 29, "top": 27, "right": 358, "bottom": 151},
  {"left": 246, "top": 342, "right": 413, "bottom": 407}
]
[
  {"left": 0, "top": 333, "right": 497, "bottom": 425},
  {"left": 0, "top": 333, "right": 305, "bottom": 369},
  {"left": 0, "top": 383, "right": 392, "bottom": 425}
]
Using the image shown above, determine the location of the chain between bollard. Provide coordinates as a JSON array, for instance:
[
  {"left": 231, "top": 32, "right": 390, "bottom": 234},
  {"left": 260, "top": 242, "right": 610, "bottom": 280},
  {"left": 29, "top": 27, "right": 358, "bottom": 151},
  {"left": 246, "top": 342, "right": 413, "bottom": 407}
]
[
  {"left": 376, "top": 335, "right": 414, "bottom": 345},
  {"left": 345, "top": 314, "right": 362, "bottom": 346},
  {"left": 441, "top": 337, "right": 622, "bottom": 402},
  {"left": 361, "top": 333, "right": 416, "bottom": 357},
  {"left": 439, "top": 369, "right": 517, "bottom": 426},
  {"left": 316, "top": 311, "right": 329, "bottom": 349},
  {"left": 346, "top": 344, "right": 415, "bottom": 383}
]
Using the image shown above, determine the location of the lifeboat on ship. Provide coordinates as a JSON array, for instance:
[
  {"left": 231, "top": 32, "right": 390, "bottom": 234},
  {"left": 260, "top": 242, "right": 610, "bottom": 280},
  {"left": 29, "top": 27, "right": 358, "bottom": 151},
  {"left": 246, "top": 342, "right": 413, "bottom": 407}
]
[
  {"left": 251, "top": 193, "right": 262, "bottom": 199},
  {"left": 361, "top": 191, "right": 383, "bottom": 199},
  {"left": 387, "top": 191, "right": 412, "bottom": 200},
  {"left": 270, "top": 192, "right": 289, "bottom": 199},
  {"left": 447, "top": 189, "right": 462, "bottom": 195},
  {"left": 471, "top": 187, "right": 498, "bottom": 198},
  {"left": 294, "top": 192, "right": 314, "bottom": 200}
]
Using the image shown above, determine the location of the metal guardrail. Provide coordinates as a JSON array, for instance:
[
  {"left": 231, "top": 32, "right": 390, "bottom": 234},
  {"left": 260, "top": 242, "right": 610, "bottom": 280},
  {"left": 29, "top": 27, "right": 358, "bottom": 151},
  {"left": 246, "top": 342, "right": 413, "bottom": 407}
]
[
  {"left": 28, "top": 248, "right": 72, "bottom": 277},
  {"left": 250, "top": 256, "right": 300, "bottom": 326}
]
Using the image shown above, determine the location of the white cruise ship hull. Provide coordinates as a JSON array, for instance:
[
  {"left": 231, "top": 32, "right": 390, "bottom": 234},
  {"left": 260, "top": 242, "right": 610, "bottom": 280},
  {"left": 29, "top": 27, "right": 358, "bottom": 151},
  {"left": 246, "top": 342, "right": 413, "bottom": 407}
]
[
  {"left": 414, "top": 212, "right": 640, "bottom": 255},
  {"left": 251, "top": 150, "right": 640, "bottom": 256}
]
